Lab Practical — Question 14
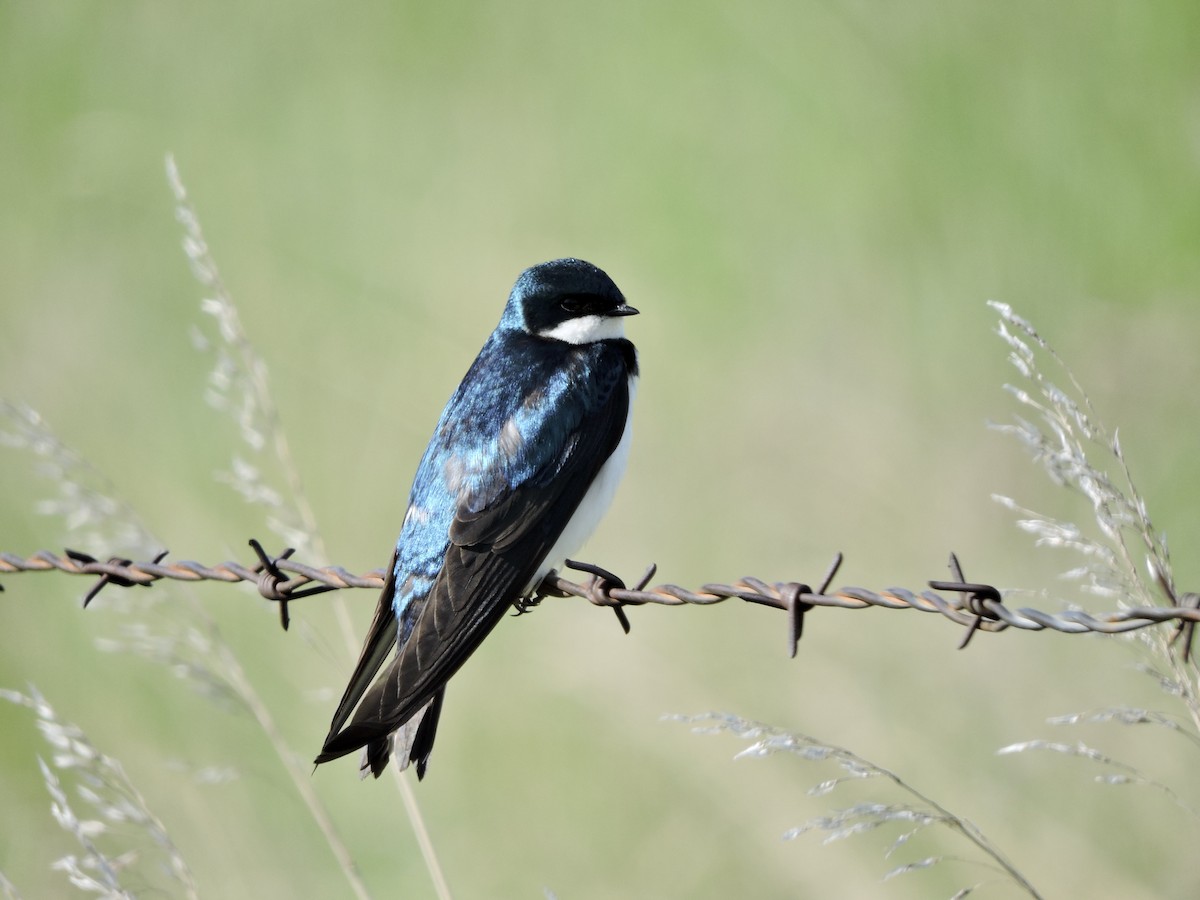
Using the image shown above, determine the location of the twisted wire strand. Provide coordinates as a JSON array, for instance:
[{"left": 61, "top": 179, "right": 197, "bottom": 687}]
[
  {"left": 0, "top": 549, "right": 384, "bottom": 592},
  {"left": 3, "top": 547, "right": 1199, "bottom": 654}
]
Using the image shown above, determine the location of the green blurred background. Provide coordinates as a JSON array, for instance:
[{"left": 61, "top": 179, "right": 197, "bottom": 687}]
[{"left": 3, "top": 2, "right": 1200, "bottom": 897}]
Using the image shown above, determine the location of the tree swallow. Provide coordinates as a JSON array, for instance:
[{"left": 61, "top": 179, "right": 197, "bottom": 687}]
[{"left": 315, "top": 258, "right": 639, "bottom": 778}]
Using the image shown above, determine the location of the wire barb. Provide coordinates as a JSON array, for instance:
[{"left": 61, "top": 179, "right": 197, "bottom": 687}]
[
  {"left": 73, "top": 548, "right": 170, "bottom": 609},
  {"left": 929, "top": 552, "right": 1006, "bottom": 650},
  {"left": 4, "top": 546, "right": 1200, "bottom": 658},
  {"left": 562, "top": 558, "right": 637, "bottom": 633},
  {"left": 1146, "top": 557, "right": 1199, "bottom": 663},
  {"left": 1168, "top": 593, "right": 1200, "bottom": 664},
  {"left": 243, "top": 540, "right": 343, "bottom": 630}
]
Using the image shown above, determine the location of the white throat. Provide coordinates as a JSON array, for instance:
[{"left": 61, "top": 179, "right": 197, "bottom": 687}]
[{"left": 537, "top": 315, "right": 627, "bottom": 345}]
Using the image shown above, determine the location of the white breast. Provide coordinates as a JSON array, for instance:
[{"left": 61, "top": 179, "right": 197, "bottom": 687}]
[{"left": 530, "top": 374, "right": 637, "bottom": 588}]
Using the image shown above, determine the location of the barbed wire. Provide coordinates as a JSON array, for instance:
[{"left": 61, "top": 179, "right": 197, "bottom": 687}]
[{"left": 3, "top": 543, "right": 1198, "bottom": 658}]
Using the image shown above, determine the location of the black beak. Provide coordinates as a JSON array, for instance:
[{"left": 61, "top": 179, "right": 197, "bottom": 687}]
[{"left": 611, "top": 304, "right": 639, "bottom": 317}]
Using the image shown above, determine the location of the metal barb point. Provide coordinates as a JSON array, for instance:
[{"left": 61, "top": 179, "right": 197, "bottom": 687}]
[
  {"left": 817, "top": 552, "right": 843, "bottom": 595},
  {"left": 929, "top": 553, "right": 1004, "bottom": 650},
  {"left": 633, "top": 563, "right": 658, "bottom": 591}
]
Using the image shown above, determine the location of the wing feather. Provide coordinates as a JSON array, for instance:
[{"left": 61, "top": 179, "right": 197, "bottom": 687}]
[{"left": 321, "top": 548, "right": 399, "bottom": 739}]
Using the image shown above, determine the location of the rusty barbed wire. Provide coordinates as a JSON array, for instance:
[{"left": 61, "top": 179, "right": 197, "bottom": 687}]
[{"left": 3, "top": 545, "right": 1200, "bottom": 657}]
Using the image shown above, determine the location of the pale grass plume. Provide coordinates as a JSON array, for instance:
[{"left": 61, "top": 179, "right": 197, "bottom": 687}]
[
  {"left": 1045, "top": 706, "right": 1200, "bottom": 750},
  {"left": 671, "top": 713, "right": 1042, "bottom": 899},
  {"left": 0, "top": 400, "right": 155, "bottom": 561},
  {"left": 167, "top": 155, "right": 450, "bottom": 899},
  {"left": 166, "top": 154, "right": 321, "bottom": 560},
  {"left": 989, "top": 301, "right": 1200, "bottom": 801},
  {"left": 996, "top": 737, "right": 1198, "bottom": 818},
  {"left": 1, "top": 247, "right": 371, "bottom": 899},
  {"left": 2, "top": 157, "right": 455, "bottom": 900},
  {"left": 0, "top": 403, "right": 270, "bottom": 894},
  {"left": 987, "top": 301, "right": 1174, "bottom": 615},
  {"left": 1, "top": 686, "right": 197, "bottom": 899},
  {"left": 0, "top": 397, "right": 248, "bottom": 708}
]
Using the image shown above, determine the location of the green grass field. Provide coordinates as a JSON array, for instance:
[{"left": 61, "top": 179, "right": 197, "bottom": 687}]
[{"left": 3, "top": 3, "right": 1200, "bottom": 897}]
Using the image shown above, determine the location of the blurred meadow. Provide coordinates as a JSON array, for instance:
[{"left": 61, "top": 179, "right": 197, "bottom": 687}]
[{"left": 3, "top": 2, "right": 1200, "bottom": 897}]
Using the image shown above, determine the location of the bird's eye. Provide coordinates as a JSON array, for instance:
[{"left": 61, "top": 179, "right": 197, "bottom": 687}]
[{"left": 560, "top": 297, "right": 585, "bottom": 313}]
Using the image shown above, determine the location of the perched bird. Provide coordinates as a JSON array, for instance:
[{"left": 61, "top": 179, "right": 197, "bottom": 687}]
[{"left": 315, "top": 258, "right": 639, "bottom": 778}]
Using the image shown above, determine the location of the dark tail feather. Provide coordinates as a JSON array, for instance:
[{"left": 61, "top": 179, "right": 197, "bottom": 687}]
[
  {"left": 346, "top": 689, "right": 446, "bottom": 780},
  {"left": 360, "top": 735, "right": 394, "bottom": 780},
  {"left": 409, "top": 689, "right": 445, "bottom": 780}
]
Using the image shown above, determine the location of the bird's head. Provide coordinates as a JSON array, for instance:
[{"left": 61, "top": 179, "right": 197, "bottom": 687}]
[{"left": 502, "top": 258, "right": 638, "bottom": 344}]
